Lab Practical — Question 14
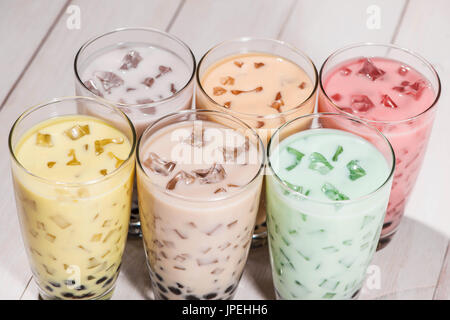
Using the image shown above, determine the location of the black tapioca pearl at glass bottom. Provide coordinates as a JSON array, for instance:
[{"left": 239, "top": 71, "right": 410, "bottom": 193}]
[
  {"left": 176, "top": 282, "right": 184, "bottom": 289},
  {"left": 45, "top": 285, "right": 53, "bottom": 292},
  {"left": 49, "top": 281, "right": 60, "bottom": 288},
  {"left": 168, "top": 286, "right": 182, "bottom": 295},
  {"left": 61, "top": 292, "right": 74, "bottom": 298},
  {"left": 103, "top": 277, "right": 114, "bottom": 288},
  {"left": 224, "top": 285, "right": 234, "bottom": 294},
  {"left": 185, "top": 294, "right": 200, "bottom": 300},
  {"left": 155, "top": 273, "right": 163, "bottom": 281},
  {"left": 80, "top": 292, "right": 95, "bottom": 299},
  {"left": 75, "top": 285, "right": 86, "bottom": 291},
  {"left": 96, "top": 276, "right": 108, "bottom": 285},
  {"left": 87, "top": 275, "right": 95, "bottom": 281},
  {"left": 156, "top": 282, "right": 168, "bottom": 293},
  {"left": 383, "top": 222, "right": 392, "bottom": 228},
  {"left": 203, "top": 292, "right": 218, "bottom": 300}
]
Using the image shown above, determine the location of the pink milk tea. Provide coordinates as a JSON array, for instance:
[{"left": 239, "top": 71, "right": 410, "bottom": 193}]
[{"left": 319, "top": 57, "right": 437, "bottom": 243}]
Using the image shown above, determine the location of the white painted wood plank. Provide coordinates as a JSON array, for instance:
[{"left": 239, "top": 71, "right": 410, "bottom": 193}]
[
  {"left": 0, "top": 0, "right": 182, "bottom": 300},
  {"left": 392, "top": 0, "right": 450, "bottom": 239},
  {"left": 0, "top": 0, "right": 67, "bottom": 107},
  {"left": 169, "top": 0, "right": 296, "bottom": 59},
  {"left": 0, "top": 0, "right": 66, "bottom": 300},
  {"left": 359, "top": 218, "right": 447, "bottom": 299},
  {"left": 281, "top": 0, "right": 407, "bottom": 65},
  {"left": 393, "top": 0, "right": 450, "bottom": 300},
  {"left": 434, "top": 241, "right": 450, "bottom": 299}
]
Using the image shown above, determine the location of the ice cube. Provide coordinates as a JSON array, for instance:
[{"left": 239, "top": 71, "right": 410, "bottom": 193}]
[
  {"left": 404, "top": 80, "right": 426, "bottom": 99},
  {"left": 357, "top": 58, "right": 385, "bottom": 81},
  {"left": 66, "top": 149, "right": 81, "bottom": 166},
  {"left": 170, "top": 83, "right": 176, "bottom": 94},
  {"left": 50, "top": 215, "right": 71, "bottom": 229},
  {"left": 222, "top": 137, "right": 249, "bottom": 162},
  {"left": 143, "top": 152, "right": 176, "bottom": 176},
  {"left": 65, "top": 124, "right": 90, "bottom": 140},
  {"left": 136, "top": 98, "right": 155, "bottom": 105},
  {"left": 94, "top": 137, "right": 124, "bottom": 155},
  {"left": 166, "top": 170, "right": 195, "bottom": 190},
  {"left": 193, "top": 163, "right": 227, "bottom": 184},
  {"left": 156, "top": 65, "right": 172, "bottom": 78},
  {"left": 213, "top": 86, "right": 227, "bottom": 96},
  {"left": 119, "top": 50, "right": 142, "bottom": 70},
  {"left": 398, "top": 66, "right": 409, "bottom": 76},
  {"left": 331, "top": 93, "right": 342, "bottom": 102},
  {"left": 36, "top": 132, "right": 53, "bottom": 147},
  {"left": 183, "top": 127, "right": 206, "bottom": 147},
  {"left": 381, "top": 94, "right": 398, "bottom": 108},
  {"left": 95, "top": 71, "right": 124, "bottom": 93},
  {"left": 340, "top": 67, "right": 352, "bottom": 76},
  {"left": 142, "top": 77, "right": 155, "bottom": 88},
  {"left": 84, "top": 79, "right": 104, "bottom": 97},
  {"left": 351, "top": 95, "right": 374, "bottom": 112},
  {"left": 220, "top": 76, "right": 235, "bottom": 86},
  {"left": 108, "top": 152, "right": 124, "bottom": 168}
]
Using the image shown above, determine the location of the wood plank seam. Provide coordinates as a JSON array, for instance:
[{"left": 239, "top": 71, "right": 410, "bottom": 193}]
[
  {"left": 0, "top": 0, "right": 71, "bottom": 113},
  {"left": 19, "top": 276, "right": 32, "bottom": 300},
  {"left": 276, "top": 0, "right": 298, "bottom": 39},
  {"left": 390, "top": 0, "right": 410, "bottom": 44},
  {"left": 432, "top": 240, "right": 449, "bottom": 299},
  {"left": 166, "top": 0, "right": 186, "bottom": 32}
]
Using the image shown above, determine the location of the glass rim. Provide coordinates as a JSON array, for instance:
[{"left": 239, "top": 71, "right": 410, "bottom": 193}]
[
  {"left": 73, "top": 26, "right": 197, "bottom": 109},
  {"left": 137, "top": 109, "right": 266, "bottom": 203},
  {"left": 319, "top": 42, "right": 441, "bottom": 125},
  {"left": 196, "top": 36, "right": 319, "bottom": 120},
  {"left": 267, "top": 112, "right": 396, "bottom": 205},
  {"left": 8, "top": 96, "right": 137, "bottom": 187}
]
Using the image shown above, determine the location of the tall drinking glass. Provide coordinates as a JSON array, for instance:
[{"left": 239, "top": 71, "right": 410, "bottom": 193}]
[
  {"left": 137, "top": 109, "right": 264, "bottom": 299},
  {"left": 196, "top": 37, "right": 318, "bottom": 246},
  {"left": 266, "top": 113, "right": 395, "bottom": 299},
  {"left": 318, "top": 43, "right": 440, "bottom": 248},
  {"left": 9, "top": 97, "right": 136, "bottom": 299},
  {"left": 74, "top": 27, "right": 196, "bottom": 236}
]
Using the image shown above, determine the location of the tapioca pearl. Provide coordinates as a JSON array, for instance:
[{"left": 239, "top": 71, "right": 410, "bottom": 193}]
[
  {"left": 185, "top": 294, "right": 200, "bottom": 300},
  {"left": 45, "top": 285, "right": 53, "bottom": 292},
  {"left": 102, "top": 277, "right": 114, "bottom": 288},
  {"left": 224, "top": 284, "right": 234, "bottom": 294},
  {"left": 49, "top": 281, "right": 61, "bottom": 288},
  {"left": 176, "top": 282, "right": 184, "bottom": 289},
  {"left": 168, "top": 286, "right": 182, "bottom": 295},
  {"left": 61, "top": 292, "right": 74, "bottom": 298},
  {"left": 203, "top": 292, "right": 218, "bottom": 300},
  {"left": 154, "top": 272, "right": 163, "bottom": 282},
  {"left": 75, "top": 285, "right": 86, "bottom": 291},
  {"left": 96, "top": 276, "right": 108, "bottom": 284},
  {"left": 156, "top": 282, "right": 168, "bottom": 293},
  {"left": 80, "top": 292, "right": 95, "bottom": 299}
]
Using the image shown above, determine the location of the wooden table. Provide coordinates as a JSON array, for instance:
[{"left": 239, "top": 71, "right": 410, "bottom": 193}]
[{"left": 0, "top": 0, "right": 448, "bottom": 300}]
